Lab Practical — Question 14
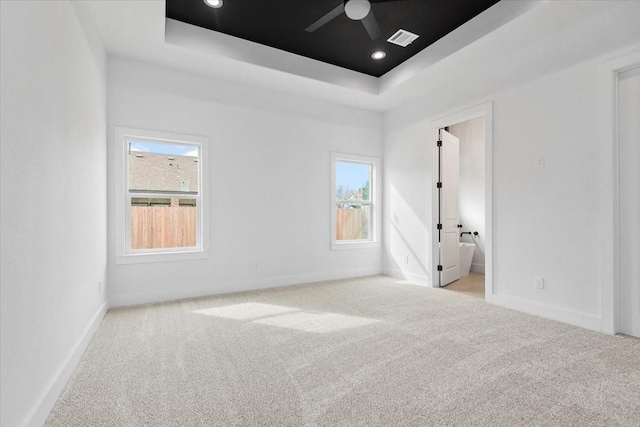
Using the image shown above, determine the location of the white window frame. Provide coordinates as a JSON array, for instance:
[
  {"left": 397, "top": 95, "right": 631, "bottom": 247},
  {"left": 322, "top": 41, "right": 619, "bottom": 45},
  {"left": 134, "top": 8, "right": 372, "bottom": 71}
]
[
  {"left": 114, "top": 127, "right": 209, "bottom": 264},
  {"left": 331, "top": 153, "right": 380, "bottom": 250}
]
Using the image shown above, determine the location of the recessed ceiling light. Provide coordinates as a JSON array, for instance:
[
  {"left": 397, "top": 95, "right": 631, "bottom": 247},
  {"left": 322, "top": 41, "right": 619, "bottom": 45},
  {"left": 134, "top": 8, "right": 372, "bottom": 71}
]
[
  {"left": 371, "top": 51, "right": 386, "bottom": 60},
  {"left": 203, "top": 0, "right": 223, "bottom": 8}
]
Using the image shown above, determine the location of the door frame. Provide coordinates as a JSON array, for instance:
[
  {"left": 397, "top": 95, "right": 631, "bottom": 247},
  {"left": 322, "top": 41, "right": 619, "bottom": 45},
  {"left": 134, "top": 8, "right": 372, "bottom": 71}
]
[
  {"left": 429, "top": 102, "right": 493, "bottom": 299},
  {"left": 598, "top": 49, "right": 640, "bottom": 335}
]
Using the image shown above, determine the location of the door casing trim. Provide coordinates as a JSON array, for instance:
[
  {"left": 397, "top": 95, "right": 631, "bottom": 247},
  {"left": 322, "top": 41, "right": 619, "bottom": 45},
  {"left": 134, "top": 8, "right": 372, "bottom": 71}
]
[
  {"left": 429, "top": 102, "right": 493, "bottom": 300},
  {"left": 598, "top": 49, "right": 640, "bottom": 334}
]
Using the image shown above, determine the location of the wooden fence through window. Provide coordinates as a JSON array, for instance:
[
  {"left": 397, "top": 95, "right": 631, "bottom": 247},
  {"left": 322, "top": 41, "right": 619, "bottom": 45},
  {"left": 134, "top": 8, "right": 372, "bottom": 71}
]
[
  {"left": 131, "top": 206, "right": 196, "bottom": 249},
  {"left": 131, "top": 205, "right": 368, "bottom": 249},
  {"left": 336, "top": 207, "right": 370, "bottom": 241}
]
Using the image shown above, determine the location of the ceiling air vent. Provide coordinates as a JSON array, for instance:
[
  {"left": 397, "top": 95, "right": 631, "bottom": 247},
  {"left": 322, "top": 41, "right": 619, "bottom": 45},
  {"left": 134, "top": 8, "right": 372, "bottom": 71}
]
[{"left": 387, "top": 29, "right": 419, "bottom": 47}]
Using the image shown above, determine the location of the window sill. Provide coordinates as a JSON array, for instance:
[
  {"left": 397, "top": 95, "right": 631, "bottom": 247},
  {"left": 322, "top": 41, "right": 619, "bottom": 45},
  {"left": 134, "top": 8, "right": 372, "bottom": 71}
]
[
  {"left": 331, "top": 241, "right": 379, "bottom": 251},
  {"left": 115, "top": 250, "right": 209, "bottom": 265}
]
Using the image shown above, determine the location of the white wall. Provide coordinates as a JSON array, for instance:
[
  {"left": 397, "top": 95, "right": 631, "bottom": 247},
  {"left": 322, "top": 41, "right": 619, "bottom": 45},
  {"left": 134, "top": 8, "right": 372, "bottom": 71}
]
[
  {"left": 383, "top": 2, "right": 640, "bottom": 330},
  {"left": 448, "top": 117, "right": 486, "bottom": 272},
  {"left": 385, "top": 60, "right": 611, "bottom": 329},
  {"left": 0, "top": 2, "right": 108, "bottom": 426},
  {"left": 107, "top": 59, "right": 383, "bottom": 307},
  {"left": 617, "top": 66, "right": 640, "bottom": 336}
]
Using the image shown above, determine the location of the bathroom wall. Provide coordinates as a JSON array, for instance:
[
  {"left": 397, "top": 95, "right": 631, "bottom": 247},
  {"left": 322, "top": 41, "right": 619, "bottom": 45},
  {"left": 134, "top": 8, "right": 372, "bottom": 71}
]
[{"left": 448, "top": 117, "right": 486, "bottom": 273}]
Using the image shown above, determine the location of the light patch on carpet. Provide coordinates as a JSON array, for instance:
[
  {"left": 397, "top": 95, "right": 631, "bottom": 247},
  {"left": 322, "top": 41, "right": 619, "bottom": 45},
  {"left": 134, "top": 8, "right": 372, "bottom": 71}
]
[
  {"left": 253, "top": 311, "right": 379, "bottom": 333},
  {"left": 193, "top": 302, "right": 297, "bottom": 320},
  {"left": 194, "top": 302, "right": 379, "bottom": 333}
]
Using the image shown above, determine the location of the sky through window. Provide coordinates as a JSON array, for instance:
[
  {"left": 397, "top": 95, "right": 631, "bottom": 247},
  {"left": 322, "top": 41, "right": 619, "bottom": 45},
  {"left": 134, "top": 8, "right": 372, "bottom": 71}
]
[{"left": 128, "top": 140, "right": 198, "bottom": 157}]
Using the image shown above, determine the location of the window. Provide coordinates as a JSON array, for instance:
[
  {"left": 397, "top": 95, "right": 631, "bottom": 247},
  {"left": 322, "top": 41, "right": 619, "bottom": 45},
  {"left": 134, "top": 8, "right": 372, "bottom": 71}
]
[
  {"left": 331, "top": 153, "right": 379, "bottom": 250},
  {"left": 115, "top": 127, "right": 208, "bottom": 264}
]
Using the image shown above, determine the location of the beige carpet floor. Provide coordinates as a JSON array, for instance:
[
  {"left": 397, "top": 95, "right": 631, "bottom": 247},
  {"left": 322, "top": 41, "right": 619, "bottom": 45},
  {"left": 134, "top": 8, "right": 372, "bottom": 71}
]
[{"left": 46, "top": 275, "right": 640, "bottom": 426}]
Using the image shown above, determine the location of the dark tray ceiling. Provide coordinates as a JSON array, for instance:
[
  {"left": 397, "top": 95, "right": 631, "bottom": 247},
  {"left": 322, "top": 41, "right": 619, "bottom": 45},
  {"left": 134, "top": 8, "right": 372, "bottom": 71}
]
[{"left": 166, "top": 0, "right": 501, "bottom": 78}]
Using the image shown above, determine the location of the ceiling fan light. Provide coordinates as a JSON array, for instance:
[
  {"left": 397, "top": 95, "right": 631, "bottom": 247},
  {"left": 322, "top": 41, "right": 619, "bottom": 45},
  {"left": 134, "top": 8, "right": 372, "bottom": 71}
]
[
  {"left": 203, "top": 0, "right": 223, "bottom": 8},
  {"left": 344, "top": 0, "right": 371, "bottom": 21},
  {"left": 371, "top": 51, "right": 386, "bottom": 60}
]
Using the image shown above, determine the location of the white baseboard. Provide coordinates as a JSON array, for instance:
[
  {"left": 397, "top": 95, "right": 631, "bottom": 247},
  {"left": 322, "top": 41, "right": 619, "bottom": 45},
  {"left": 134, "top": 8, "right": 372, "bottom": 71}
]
[
  {"left": 110, "top": 267, "right": 382, "bottom": 308},
  {"left": 487, "top": 293, "right": 601, "bottom": 332},
  {"left": 384, "top": 269, "right": 432, "bottom": 287},
  {"left": 470, "top": 263, "right": 485, "bottom": 273},
  {"left": 26, "top": 302, "right": 108, "bottom": 427}
]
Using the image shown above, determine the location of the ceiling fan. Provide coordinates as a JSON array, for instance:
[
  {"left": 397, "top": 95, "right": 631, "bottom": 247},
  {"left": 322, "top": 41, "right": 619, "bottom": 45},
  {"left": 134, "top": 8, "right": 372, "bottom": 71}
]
[{"left": 305, "top": 0, "right": 393, "bottom": 40}]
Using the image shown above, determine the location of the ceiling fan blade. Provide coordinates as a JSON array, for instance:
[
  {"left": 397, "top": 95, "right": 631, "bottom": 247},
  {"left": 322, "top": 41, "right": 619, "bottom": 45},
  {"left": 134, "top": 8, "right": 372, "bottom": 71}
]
[
  {"left": 361, "top": 10, "right": 381, "bottom": 39},
  {"left": 305, "top": 4, "right": 345, "bottom": 33}
]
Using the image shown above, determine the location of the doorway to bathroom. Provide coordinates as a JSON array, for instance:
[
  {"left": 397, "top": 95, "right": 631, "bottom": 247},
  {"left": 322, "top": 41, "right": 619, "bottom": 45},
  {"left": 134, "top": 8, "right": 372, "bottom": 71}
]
[{"left": 430, "top": 103, "right": 493, "bottom": 300}]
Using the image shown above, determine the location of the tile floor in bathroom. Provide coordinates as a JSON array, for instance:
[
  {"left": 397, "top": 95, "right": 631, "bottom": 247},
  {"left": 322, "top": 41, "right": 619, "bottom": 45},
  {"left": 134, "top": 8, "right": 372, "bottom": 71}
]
[{"left": 442, "top": 272, "right": 485, "bottom": 299}]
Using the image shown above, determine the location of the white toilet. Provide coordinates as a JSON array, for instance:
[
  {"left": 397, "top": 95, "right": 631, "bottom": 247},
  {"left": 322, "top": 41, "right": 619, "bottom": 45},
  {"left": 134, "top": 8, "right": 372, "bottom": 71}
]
[{"left": 459, "top": 243, "right": 476, "bottom": 276}]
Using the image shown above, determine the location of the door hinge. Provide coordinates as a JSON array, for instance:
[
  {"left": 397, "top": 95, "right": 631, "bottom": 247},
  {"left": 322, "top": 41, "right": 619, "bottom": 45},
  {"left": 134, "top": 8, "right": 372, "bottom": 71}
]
[
  {"left": 437, "top": 265, "right": 443, "bottom": 271},
  {"left": 437, "top": 140, "right": 442, "bottom": 147},
  {"left": 437, "top": 223, "right": 442, "bottom": 230},
  {"left": 436, "top": 182, "right": 442, "bottom": 188}
]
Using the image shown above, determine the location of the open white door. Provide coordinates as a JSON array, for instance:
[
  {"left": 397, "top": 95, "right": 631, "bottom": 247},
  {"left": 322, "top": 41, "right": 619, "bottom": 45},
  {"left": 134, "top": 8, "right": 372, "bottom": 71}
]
[
  {"left": 438, "top": 129, "right": 460, "bottom": 286},
  {"left": 618, "top": 66, "right": 640, "bottom": 338}
]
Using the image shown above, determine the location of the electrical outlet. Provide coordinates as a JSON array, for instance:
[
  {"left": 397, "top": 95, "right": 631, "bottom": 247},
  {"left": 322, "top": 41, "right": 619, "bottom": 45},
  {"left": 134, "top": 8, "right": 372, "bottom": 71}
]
[
  {"left": 403, "top": 255, "right": 409, "bottom": 265},
  {"left": 536, "top": 156, "right": 545, "bottom": 168},
  {"left": 255, "top": 263, "right": 260, "bottom": 270},
  {"left": 534, "top": 276, "right": 545, "bottom": 289}
]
